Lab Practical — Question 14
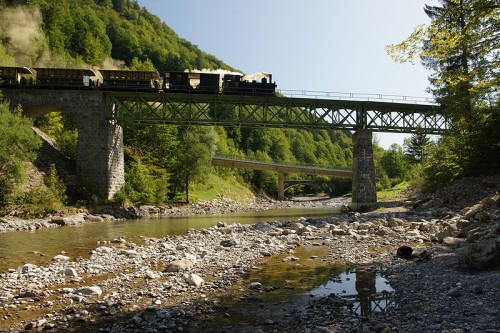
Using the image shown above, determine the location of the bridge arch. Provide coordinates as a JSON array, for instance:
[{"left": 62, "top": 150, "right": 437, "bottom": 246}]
[{"left": 3, "top": 89, "right": 124, "bottom": 199}]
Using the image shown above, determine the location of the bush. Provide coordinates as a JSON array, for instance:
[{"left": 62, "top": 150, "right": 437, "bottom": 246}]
[{"left": 0, "top": 103, "right": 41, "bottom": 205}]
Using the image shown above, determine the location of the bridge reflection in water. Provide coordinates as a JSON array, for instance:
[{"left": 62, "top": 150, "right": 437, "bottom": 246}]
[{"left": 309, "top": 268, "right": 396, "bottom": 316}]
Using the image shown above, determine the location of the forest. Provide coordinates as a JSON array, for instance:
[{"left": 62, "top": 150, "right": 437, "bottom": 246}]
[{"left": 0, "top": 0, "right": 497, "bottom": 215}]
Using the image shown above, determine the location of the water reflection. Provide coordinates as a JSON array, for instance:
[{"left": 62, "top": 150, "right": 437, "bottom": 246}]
[{"left": 310, "top": 268, "right": 395, "bottom": 316}]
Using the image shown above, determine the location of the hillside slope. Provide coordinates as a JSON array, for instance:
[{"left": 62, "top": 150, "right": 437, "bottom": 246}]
[{"left": 0, "top": 0, "right": 353, "bottom": 204}]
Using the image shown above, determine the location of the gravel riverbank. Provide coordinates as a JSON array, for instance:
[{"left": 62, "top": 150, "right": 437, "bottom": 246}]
[{"left": 0, "top": 177, "right": 499, "bottom": 332}]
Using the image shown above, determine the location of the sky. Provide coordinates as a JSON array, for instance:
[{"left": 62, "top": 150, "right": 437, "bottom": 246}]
[{"left": 135, "top": 0, "right": 439, "bottom": 149}]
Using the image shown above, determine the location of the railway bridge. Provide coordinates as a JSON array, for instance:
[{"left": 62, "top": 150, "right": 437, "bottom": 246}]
[{"left": 2, "top": 88, "right": 448, "bottom": 210}]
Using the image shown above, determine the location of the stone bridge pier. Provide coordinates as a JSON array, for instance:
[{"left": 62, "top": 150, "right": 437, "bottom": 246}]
[
  {"left": 3, "top": 90, "right": 124, "bottom": 199},
  {"left": 351, "top": 129, "right": 377, "bottom": 210}
]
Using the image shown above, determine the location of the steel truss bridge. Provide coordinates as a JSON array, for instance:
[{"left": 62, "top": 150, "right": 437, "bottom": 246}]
[{"left": 104, "top": 91, "right": 449, "bottom": 133}]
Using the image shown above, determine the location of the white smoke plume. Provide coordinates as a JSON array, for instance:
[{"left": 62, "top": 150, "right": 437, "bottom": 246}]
[
  {"left": 0, "top": 6, "right": 49, "bottom": 66},
  {"left": 99, "top": 57, "right": 126, "bottom": 70},
  {"left": 191, "top": 68, "right": 274, "bottom": 82}
]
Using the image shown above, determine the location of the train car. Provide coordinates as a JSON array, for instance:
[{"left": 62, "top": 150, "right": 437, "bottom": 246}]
[
  {"left": 222, "top": 73, "right": 276, "bottom": 96},
  {"left": 0, "top": 66, "right": 33, "bottom": 87},
  {"left": 33, "top": 68, "right": 97, "bottom": 89},
  {"left": 99, "top": 69, "right": 160, "bottom": 91},
  {"left": 163, "top": 71, "right": 220, "bottom": 93}
]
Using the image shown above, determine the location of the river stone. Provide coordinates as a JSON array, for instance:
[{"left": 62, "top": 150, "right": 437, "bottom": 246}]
[
  {"left": 331, "top": 227, "right": 349, "bottom": 235},
  {"left": 75, "top": 286, "right": 102, "bottom": 296},
  {"left": 187, "top": 273, "right": 204, "bottom": 287},
  {"left": 463, "top": 238, "right": 500, "bottom": 270},
  {"left": 442, "top": 237, "right": 466, "bottom": 248},
  {"left": 250, "top": 282, "right": 262, "bottom": 290},
  {"left": 396, "top": 246, "right": 413, "bottom": 259},
  {"left": 119, "top": 249, "right": 138, "bottom": 257},
  {"left": 165, "top": 259, "right": 194, "bottom": 272},
  {"left": 18, "top": 264, "right": 37, "bottom": 274},
  {"left": 50, "top": 216, "right": 84, "bottom": 226},
  {"left": 84, "top": 214, "right": 104, "bottom": 222},
  {"left": 219, "top": 227, "right": 233, "bottom": 234},
  {"left": 62, "top": 268, "right": 78, "bottom": 277},
  {"left": 220, "top": 239, "right": 238, "bottom": 247},
  {"left": 94, "top": 246, "right": 114, "bottom": 253},
  {"left": 53, "top": 254, "right": 70, "bottom": 261}
]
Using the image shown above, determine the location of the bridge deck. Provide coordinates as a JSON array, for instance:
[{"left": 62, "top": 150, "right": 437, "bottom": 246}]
[{"left": 212, "top": 156, "right": 352, "bottom": 178}]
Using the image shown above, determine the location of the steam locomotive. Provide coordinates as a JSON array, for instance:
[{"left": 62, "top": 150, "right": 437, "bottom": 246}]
[{"left": 0, "top": 66, "right": 277, "bottom": 96}]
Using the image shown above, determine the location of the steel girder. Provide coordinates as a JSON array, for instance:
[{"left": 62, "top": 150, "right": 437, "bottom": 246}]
[{"left": 104, "top": 91, "right": 449, "bottom": 134}]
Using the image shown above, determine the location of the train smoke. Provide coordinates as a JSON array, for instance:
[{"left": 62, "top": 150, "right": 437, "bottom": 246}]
[
  {"left": 191, "top": 69, "right": 273, "bottom": 82},
  {"left": 0, "top": 6, "right": 49, "bottom": 66}
]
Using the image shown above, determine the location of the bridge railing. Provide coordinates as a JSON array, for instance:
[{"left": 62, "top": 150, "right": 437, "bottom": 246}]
[
  {"left": 213, "top": 153, "right": 352, "bottom": 171},
  {"left": 277, "top": 89, "right": 437, "bottom": 105}
]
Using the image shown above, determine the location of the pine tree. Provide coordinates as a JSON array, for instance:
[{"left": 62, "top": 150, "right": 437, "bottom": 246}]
[{"left": 404, "top": 127, "right": 432, "bottom": 163}]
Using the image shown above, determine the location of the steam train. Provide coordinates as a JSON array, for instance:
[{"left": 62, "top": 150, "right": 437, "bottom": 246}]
[{"left": 0, "top": 66, "right": 277, "bottom": 96}]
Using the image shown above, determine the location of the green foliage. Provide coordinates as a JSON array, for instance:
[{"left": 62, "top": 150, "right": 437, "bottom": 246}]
[
  {"left": 9, "top": 186, "right": 63, "bottom": 218},
  {"left": 0, "top": 103, "right": 41, "bottom": 204},
  {"left": 380, "top": 144, "right": 409, "bottom": 182},
  {"left": 422, "top": 108, "right": 500, "bottom": 191},
  {"left": 44, "top": 163, "right": 67, "bottom": 204},
  {"left": 34, "top": 112, "right": 78, "bottom": 159},
  {"left": 386, "top": 0, "right": 498, "bottom": 111},
  {"left": 387, "top": 0, "right": 499, "bottom": 190},
  {"left": 1, "top": 0, "right": 357, "bottom": 203},
  {"left": 170, "top": 127, "right": 218, "bottom": 200},
  {"left": 404, "top": 126, "right": 432, "bottom": 163},
  {"left": 124, "top": 159, "right": 169, "bottom": 205}
]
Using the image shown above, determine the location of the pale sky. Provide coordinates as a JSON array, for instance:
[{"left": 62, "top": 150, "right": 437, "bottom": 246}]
[{"left": 135, "top": 0, "right": 439, "bottom": 148}]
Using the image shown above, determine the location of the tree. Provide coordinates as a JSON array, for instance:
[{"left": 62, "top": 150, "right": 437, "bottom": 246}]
[
  {"left": 171, "top": 126, "right": 218, "bottom": 202},
  {"left": 380, "top": 144, "right": 408, "bottom": 181},
  {"left": 386, "top": 0, "right": 499, "bottom": 182},
  {"left": 0, "top": 103, "right": 41, "bottom": 204},
  {"left": 44, "top": 163, "right": 67, "bottom": 204},
  {"left": 404, "top": 126, "right": 432, "bottom": 163},
  {"left": 386, "top": 0, "right": 499, "bottom": 115}
]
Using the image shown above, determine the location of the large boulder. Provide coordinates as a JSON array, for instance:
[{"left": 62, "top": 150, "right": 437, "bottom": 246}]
[
  {"left": 164, "top": 259, "right": 194, "bottom": 272},
  {"left": 463, "top": 237, "right": 500, "bottom": 270}
]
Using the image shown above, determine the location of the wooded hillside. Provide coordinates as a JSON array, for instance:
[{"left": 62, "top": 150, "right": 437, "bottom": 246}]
[{"left": 0, "top": 0, "right": 353, "bottom": 204}]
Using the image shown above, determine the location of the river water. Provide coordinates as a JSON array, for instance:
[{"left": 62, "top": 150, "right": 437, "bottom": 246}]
[
  {"left": 0, "top": 206, "right": 337, "bottom": 272},
  {"left": 0, "top": 205, "right": 396, "bottom": 329}
]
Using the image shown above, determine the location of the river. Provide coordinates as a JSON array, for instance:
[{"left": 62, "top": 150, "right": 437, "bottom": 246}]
[{"left": 0, "top": 206, "right": 337, "bottom": 272}]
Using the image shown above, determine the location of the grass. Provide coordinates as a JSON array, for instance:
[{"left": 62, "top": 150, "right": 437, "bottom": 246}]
[
  {"left": 377, "top": 181, "right": 412, "bottom": 202},
  {"left": 189, "top": 174, "right": 255, "bottom": 203}
]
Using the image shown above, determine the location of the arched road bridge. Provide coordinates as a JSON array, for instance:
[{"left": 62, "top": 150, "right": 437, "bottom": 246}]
[
  {"left": 211, "top": 155, "right": 351, "bottom": 200},
  {"left": 2, "top": 88, "right": 448, "bottom": 210}
]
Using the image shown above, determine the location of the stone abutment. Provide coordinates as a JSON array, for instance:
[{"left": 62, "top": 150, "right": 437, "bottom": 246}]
[{"left": 3, "top": 89, "right": 124, "bottom": 199}]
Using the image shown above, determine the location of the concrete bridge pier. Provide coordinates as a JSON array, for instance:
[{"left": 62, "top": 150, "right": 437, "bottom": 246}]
[
  {"left": 350, "top": 129, "right": 377, "bottom": 210},
  {"left": 278, "top": 172, "right": 285, "bottom": 200}
]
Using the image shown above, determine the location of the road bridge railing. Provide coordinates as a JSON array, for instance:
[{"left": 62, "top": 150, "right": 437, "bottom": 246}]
[{"left": 212, "top": 154, "right": 352, "bottom": 178}]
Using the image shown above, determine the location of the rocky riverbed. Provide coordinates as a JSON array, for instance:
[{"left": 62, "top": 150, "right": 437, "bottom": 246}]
[
  {"left": 0, "top": 176, "right": 499, "bottom": 332},
  {"left": 0, "top": 196, "right": 344, "bottom": 233}
]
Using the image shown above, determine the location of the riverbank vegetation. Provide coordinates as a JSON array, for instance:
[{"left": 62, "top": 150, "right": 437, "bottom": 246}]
[
  {"left": 387, "top": 0, "right": 499, "bottom": 191},
  {"left": 0, "top": 0, "right": 498, "bottom": 216}
]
